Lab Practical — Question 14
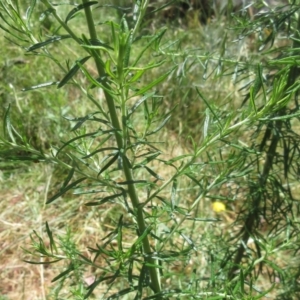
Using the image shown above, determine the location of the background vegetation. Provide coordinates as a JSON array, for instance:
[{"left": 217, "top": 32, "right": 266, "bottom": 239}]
[{"left": 1, "top": 0, "right": 300, "bottom": 299}]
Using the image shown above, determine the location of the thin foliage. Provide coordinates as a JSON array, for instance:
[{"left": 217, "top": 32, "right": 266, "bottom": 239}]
[{"left": 0, "top": 0, "right": 300, "bottom": 299}]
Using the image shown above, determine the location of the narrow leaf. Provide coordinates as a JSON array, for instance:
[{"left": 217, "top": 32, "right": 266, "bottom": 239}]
[
  {"left": 249, "top": 64, "right": 264, "bottom": 113},
  {"left": 65, "top": 113, "right": 109, "bottom": 131},
  {"left": 249, "top": 87, "right": 257, "bottom": 115},
  {"left": 25, "top": 0, "right": 36, "bottom": 28},
  {"left": 203, "top": 108, "right": 210, "bottom": 139},
  {"left": 85, "top": 193, "right": 123, "bottom": 206},
  {"left": 196, "top": 87, "right": 223, "bottom": 129},
  {"left": 88, "top": 38, "right": 114, "bottom": 50},
  {"left": 180, "top": 233, "right": 197, "bottom": 251},
  {"left": 65, "top": 1, "right": 98, "bottom": 23},
  {"left": 132, "top": 67, "right": 175, "bottom": 97},
  {"left": 45, "top": 221, "right": 57, "bottom": 253},
  {"left": 62, "top": 168, "right": 75, "bottom": 188},
  {"left": 56, "top": 130, "right": 99, "bottom": 157},
  {"left": 77, "top": 60, "right": 119, "bottom": 96},
  {"left": 84, "top": 276, "right": 107, "bottom": 299},
  {"left": 135, "top": 265, "right": 148, "bottom": 299},
  {"left": 57, "top": 56, "right": 91, "bottom": 88},
  {"left": 282, "top": 138, "right": 289, "bottom": 179},
  {"left": 117, "top": 215, "right": 123, "bottom": 252},
  {"left": 82, "top": 147, "right": 119, "bottom": 159},
  {"left": 23, "top": 259, "right": 62, "bottom": 265},
  {"left": 3, "top": 105, "right": 15, "bottom": 143},
  {"left": 98, "top": 152, "right": 119, "bottom": 176},
  {"left": 123, "top": 32, "right": 132, "bottom": 69},
  {"left": 51, "top": 264, "right": 74, "bottom": 282},
  {"left": 46, "top": 177, "right": 87, "bottom": 204},
  {"left": 171, "top": 179, "right": 177, "bottom": 210},
  {"left": 70, "top": 114, "right": 94, "bottom": 131},
  {"left": 135, "top": 150, "right": 161, "bottom": 159},
  {"left": 116, "top": 180, "right": 147, "bottom": 185},
  {"left": 165, "top": 154, "right": 191, "bottom": 164},
  {"left": 186, "top": 217, "right": 219, "bottom": 222},
  {"left": 240, "top": 269, "right": 245, "bottom": 294},
  {"left": 128, "top": 260, "right": 134, "bottom": 289},
  {"left": 132, "top": 226, "right": 152, "bottom": 252},
  {"left": 146, "top": 115, "right": 171, "bottom": 136},
  {"left": 22, "top": 81, "right": 59, "bottom": 91},
  {"left": 27, "top": 35, "right": 71, "bottom": 52},
  {"left": 128, "top": 92, "right": 155, "bottom": 116},
  {"left": 132, "top": 28, "right": 167, "bottom": 67},
  {"left": 144, "top": 165, "right": 164, "bottom": 180},
  {"left": 0, "top": 11, "right": 26, "bottom": 35},
  {"left": 105, "top": 60, "right": 117, "bottom": 79},
  {"left": 127, "top": 69, "right": 146, "bottom": 83},
  {"left": 122, "top": 154, "right": 132, "bottom": 169}
]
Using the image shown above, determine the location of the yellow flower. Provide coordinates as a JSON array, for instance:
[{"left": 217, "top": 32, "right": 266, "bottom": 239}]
[{"left": 212, "top": 201, "right": 226, "bottom": 213}]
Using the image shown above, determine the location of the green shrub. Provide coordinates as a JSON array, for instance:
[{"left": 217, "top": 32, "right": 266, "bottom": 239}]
[{"left": 0, "top": 0, "right": 300, "bottom": 299}]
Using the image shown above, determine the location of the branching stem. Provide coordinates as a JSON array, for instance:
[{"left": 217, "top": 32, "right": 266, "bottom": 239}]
[{"left": 81, "top": 0, "right": 162, "bottom": 296}]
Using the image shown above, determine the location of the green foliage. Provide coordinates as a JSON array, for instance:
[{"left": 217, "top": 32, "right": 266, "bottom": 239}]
[{"left": 1, "top": 0, "right": 300, "bottom": 299}]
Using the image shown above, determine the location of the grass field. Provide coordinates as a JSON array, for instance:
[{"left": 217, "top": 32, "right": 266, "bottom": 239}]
[{"left": 1, "top": 1, "right": 300, "bottom": 299}]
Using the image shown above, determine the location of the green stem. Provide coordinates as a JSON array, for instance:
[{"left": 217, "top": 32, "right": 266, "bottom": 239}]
[
  {"left": 81, "top": 0, "right": 161, "bottom": 295},
  {"left": 132, "top": 0, "right": 150, "bottom": 37}
]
